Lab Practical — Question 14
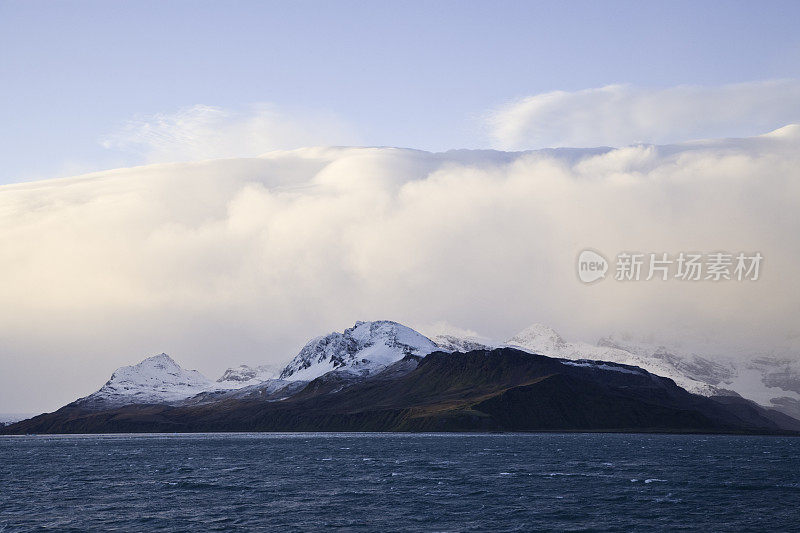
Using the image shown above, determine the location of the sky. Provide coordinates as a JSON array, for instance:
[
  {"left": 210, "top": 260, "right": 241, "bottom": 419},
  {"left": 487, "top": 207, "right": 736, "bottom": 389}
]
[
  {"left": 2, "top": 0, "right": 800, "bottom": 182},
  {"left": 1, "top": 1, "right": 800, "bottom": 412}
]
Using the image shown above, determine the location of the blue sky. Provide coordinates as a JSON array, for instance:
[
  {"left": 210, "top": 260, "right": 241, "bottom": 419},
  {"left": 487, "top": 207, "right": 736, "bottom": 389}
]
[{"left": 2, "top": 0, "right": 800, "bottom": 184}]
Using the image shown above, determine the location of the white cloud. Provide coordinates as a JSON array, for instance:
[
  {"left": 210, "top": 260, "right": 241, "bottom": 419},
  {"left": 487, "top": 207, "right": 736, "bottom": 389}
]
[
  {"left": 487, "top": 80, "right": 800, "bottom": 149},
  {"left": 1, "top": 128, "right": 800, "bottom": 412},
  {"left": 100, "top": 104, "right": 360, "bottom": 163}
]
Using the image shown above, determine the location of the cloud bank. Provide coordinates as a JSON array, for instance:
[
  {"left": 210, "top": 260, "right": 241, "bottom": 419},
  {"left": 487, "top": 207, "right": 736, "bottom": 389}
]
[
  {"left": 2, "top": 127, "right": 799, "bottom": 411},
  {"left": 101, "top": 104, "right": 360, "bottom": 163},
  {"left": 488, "top": 80, "right": 800, "bottom": 149}
]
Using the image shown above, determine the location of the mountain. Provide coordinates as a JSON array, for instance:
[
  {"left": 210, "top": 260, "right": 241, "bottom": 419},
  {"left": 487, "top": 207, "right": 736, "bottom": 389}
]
[
  {"left": 6, "top": 320, "right": 799, "bottom": 434},
  {"left": 594, "top": 334, "right": 800, "bottom": 412},
  {"left": 769, "top": 397, "right": 800, "bottom": 421},
  {"left": 279, "top": 320, "right": 438, "bottom": 381},
  {"left": 70, "top": 319, "right": 440, "bottom": 411},
  {"left": 505, "top": 324, "right": 800, "bottom": 420},
  {"left": 505, "top": 324, "right": 722, "bottom": 396},
  {"left": 73, "top": 355, "right": 284, "bottom": 411},
  {"left": 73, "top": 353, "right": 215, "bottom": 410},
  {"left": 0, "top": 413, "right": 34, "bottom": 426},
  {"left": 216, "top": 364, "right": 281, "bottom": 389},
  {"left": 748, "top": 354, "right": 800, "bottom": 405},
  {"left": 432, "top": 334, "right": 496, "bottom": 353},
  {"left": 35, "top": 320, "right": 440, "bottom": 414},
  {"left": 596, "top": 333, "right": 736, "bottom": 391},
  {"left": 5, "top": 347, "right": 798, "bottom": 435}
]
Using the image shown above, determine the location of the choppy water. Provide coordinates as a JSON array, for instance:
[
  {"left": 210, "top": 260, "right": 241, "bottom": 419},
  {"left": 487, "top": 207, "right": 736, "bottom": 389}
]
[{"left": 1, "top": 433, "right": 798, "bottom": 532}]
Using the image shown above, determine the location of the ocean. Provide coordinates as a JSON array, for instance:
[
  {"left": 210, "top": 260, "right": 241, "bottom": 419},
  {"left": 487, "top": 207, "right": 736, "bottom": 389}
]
[{"left": 1, "top": 433, "right": 798, "bottom": 531}]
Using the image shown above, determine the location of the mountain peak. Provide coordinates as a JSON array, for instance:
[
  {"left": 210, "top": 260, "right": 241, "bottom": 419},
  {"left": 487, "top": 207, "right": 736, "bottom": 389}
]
[
  {"left": 433, "top": 334, "right": 496, "bottom": 353},
  {"left": 506, "top": 323, "right": 565, "bottom": 351},
  {"left": 108, "top": 352, "right": 185, "bottom": 380},
  {"left": 135, "top": 352, "right": 179, "bottom": 368},
  {"left": 279, "top": 320, "right": 438, "bottom": 381},
  {"left": 76, "top": 353, "right": 214, "bottom": 409},
  {"left": 215, "top": 364, "right": 281, "bottom": 388}
]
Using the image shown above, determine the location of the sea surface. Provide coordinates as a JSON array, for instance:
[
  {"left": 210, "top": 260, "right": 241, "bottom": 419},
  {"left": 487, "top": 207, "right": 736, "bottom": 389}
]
[{"left": 1, "top": 433, "right": 798, "bottom": 532}]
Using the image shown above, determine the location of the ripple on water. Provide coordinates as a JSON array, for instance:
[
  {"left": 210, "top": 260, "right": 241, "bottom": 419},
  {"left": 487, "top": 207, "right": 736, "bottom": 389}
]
[{"left": 0, "top": 433, "right": 798, "bottom": 531}]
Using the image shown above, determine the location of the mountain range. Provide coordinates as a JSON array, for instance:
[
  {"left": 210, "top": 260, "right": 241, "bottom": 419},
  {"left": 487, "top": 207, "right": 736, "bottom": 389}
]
[{"left": 3, "top": 320, "right": 799, "bottom": 434}]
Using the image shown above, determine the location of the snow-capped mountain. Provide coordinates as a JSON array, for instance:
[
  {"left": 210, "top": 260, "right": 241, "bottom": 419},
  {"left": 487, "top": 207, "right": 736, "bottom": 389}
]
[
  {"left": 432, "top": 334, "right": 496, "bottom": 353},
  {"left": 0, "top": 413, "right": 35, "bottom": 426},
  {"left": 75, "top": 355, "right": 290, "bottom": 409},
  {"left": 505, "top": 324, "right": 721, "bottom": 395},
  {"left": 75, "top": 353, "right": 216, "bottom": 409},
  {"left": 279, "top": 320, "right": 438, "bottom": 381},
  {"left": 72, "top": 321, "right": 440, "bottom": 410},
  {"left": 503, "top": 324, "right": 800, "bottom": 418},
  {"left": 748, "top": 352, "right": 800, "bottom": 401},
  {"left": 597, "top": 333, "right": 736, "bottom": 389},
  {"left": 13, "top": 344, "right": 800, "bottom": 435},
  {"left": 61, "top": 320, "right": 800, "bottom": 421},
  {"left": 216, "top": 364, "right": 281, "bottom": 389},
  {"left": 594, "top": 331, "right": 800, "bottom": 413}
]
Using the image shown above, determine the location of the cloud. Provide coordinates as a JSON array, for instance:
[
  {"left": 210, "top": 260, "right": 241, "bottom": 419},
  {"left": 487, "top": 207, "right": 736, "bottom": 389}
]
[
  {"left": 100, "top": 104, "right": 360, "bottom": 163},
  {"left": 487, "top": 80, "right": 800, "bottom": 149},
  {"left": 1, "top": 128, "right": 800, "bottom": 411}
]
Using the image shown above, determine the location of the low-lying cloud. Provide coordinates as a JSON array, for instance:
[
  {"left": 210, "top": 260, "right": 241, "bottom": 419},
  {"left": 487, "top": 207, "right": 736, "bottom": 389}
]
[
  {"left": 2, "top": 127, "right": 799, "bottom": 411},
  {"left": 488, "top": 80, "right": 800, "bottom": 149}
]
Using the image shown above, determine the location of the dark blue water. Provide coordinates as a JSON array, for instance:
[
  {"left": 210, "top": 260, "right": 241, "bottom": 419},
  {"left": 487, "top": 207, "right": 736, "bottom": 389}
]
[{"left": 1, "top": 433, "right": 798, "bottom": 532}]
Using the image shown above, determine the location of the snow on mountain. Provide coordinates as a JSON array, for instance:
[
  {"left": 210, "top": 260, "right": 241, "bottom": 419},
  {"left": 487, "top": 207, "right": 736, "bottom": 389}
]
[
  {"left": 560, "top": 361, "right": 645, "bottom": 375},
  {"left": 721, "top": 354, "right": 800, "bottom": 408},
  {"left": 0, "top": 413, "right": 35, "bottom": 426},
  {"left": 183, "top": 377, "right": 306, "bottom": 406},
  {"left": 506, "top": 324, "right": 567, "bottom": 355},
  {"left": 502, "top": 324, "right": 800, "bottom": 417},
  {"left": 769, "top": 397, "right": 800, "bottom": 421},
  {"left": 746, "top": 338, "right": 800, "bottom": 401},
  {"left": 432, "top": 334, "right": 496, "bottom": 353},
  {"left": 596, "top": 333, "right": 737, "bottom": 393},
  {"left": 75, "top": 353, "right": 215, "bottom": 409},
  {"left": 505, "top": 324, "right": 719, "bottom": 395},
  {"left": 215, "top": 364, "right": 281, "bottom": 390},
  {"left": 418, "top": 322, "right": 497, "bottom": 353},
  {"left": 597, "top": 332, "right": 800, "bottom": 410},
  {"left": 279, "top": 320, "right": 438, "bottom": 381},
  {"left": 65, "top": 322, "right": 800, "bottom": 419}
]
